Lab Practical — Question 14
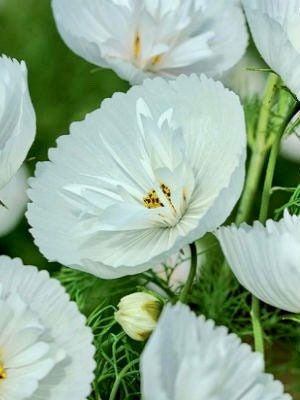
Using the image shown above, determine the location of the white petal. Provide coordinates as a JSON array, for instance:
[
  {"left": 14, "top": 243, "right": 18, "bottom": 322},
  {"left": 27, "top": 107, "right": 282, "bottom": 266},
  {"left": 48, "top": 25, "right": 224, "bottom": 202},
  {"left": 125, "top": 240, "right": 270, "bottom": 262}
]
[
  {"left": 216, "top": 212, "right": 300, "bottom": 313},
  {"left": 51, "top": 0, "right": 248, "bottom": 84},
  {"left": 0, "top": 56, "right": 36, "bottom": 189},
  {"left": 27, "top": 75, "right": 246, "bottom": 279},
  {"left": 141, "top": 304, "right": 291, "bottom": 400},
  {"left": 243, "top": 0, "right": 300, "bottom": 100},
  {"left": 0, "top": 256, "right": 95, "bottom": 400},
  {"left": 0, "top": 165, "right": 29, "bottom": 237}
]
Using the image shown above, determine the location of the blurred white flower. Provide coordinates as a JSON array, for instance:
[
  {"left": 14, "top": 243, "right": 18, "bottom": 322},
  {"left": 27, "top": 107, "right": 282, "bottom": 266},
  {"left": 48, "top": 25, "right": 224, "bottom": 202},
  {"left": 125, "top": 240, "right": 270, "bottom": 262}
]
[
  {"left": 216, "top": 211, "right": 300, "bottom": 313},
  {"left": 154, "top": 247, "right": 192, "bottom": 291},
  {"left": 0, "top": 55, "right": 36, "bottom": 190},
  {"left": 280, "top": 112, "right": 300, "bottom": 163},
  {"left": 0, "top": 256, "right": 95, "bottom": 400},
  {"left": 115, "top": 292, "right": 162, "bottom": 341},
  {"left": 27, "top": 75, "right": 246, "bottom": 279},
  {"left": 0, "top": 165, "right": 29, "bottom": 237},
  {"left": 243, "top": 0, "right": 300, "bottom": 100},
  {"left": 51, "top": 0, "right": 248, "bottom": 84},
  {"left": 221, "top": 47, "right": 267, "bottom": 101},
  {"left": 141, "top": 303, "right": 291, "bottom": 399}
]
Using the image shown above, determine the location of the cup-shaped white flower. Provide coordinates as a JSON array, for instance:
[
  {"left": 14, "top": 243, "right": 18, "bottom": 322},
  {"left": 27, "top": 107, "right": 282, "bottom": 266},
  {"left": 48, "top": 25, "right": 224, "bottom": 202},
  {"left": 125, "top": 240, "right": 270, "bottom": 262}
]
[
  {"left": 216, "top": 211, "right": 300, "bottom": 313},
  {"left": 141, "top": 303, "right": 291, "bottom": 399},
  {"left": 0, "top": 165, "right": 29, "bottom": 237},
  {"left": 0, "top": 256, "right": 95, "bottom": 399},
  {"left": 51, "top": 0, "right": 248, "bottom": 85},
  {"left": 243, "top": 0, "right": 300, "bottom": 100},
  {"left": 0, "top": 55, "right": 36, "bottom": 189},
  {"left": 27, "top": 75, "right": 246, "bottom": 279}
]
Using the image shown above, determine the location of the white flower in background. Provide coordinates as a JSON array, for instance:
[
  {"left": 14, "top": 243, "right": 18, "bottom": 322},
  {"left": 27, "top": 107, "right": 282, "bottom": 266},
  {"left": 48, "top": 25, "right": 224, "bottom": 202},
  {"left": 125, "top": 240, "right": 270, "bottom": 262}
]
[
  {"left": 51, "top": 0, "right": 248, "bottom": 85},
  {"left": 216, "top": 211, "right": 300, "bottom": 313},
  {"left": 115, "top": 292, "right": 162, "bottom": 341},
  {"left": 0, "top": 165, "right": 29, "bottom": 237},
  {"left": 0, "top": 55, "right": 36, "bottom": 190},
  {"left": 141, "top": 303, "right": 291, "bottom": 399},
  {"left": 27, "top": 75, "right": 246, "bottom": 279},
  {"left": 154, "top": 247, "right": 192, "bottom": 291},
  {"left": 0, "top": 256, "right": 95, "bottom": 399},
  {"left": 221, "top": 47, "right": 267, "bottom": 101},
  {"left": 243, "top": 0, "right": 300, "bottom": 100},
  {"left": 280, "top": 112, "right": 300, "bottom": 163}
]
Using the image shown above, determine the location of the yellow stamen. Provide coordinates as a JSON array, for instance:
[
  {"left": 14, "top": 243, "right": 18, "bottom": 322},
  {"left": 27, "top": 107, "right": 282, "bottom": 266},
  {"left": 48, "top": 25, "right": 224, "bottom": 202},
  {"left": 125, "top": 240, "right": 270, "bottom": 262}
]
[
  {"left": 160, "top": 183, "right": 176, "bottom": 213},
  {"left": 144, "top": 190, "right": 164, "bottom": 209},
  {"left": 0, "top": 363, "right": 7, "bottom": 380},
  {"left": 151, "top": 54, "right": 162, "bottom": 66},
  {"left": 134, "top": 33, "right": 141, "bottom": 59}
]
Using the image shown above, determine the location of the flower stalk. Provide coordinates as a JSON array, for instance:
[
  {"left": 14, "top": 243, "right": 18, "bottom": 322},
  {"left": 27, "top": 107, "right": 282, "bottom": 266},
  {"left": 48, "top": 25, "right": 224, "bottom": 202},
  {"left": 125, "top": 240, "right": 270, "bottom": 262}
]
[
  {"left": 179, "top": 242, "right": 198, "bottom": 304},
  {"left": 235, "top": 73, "right": 279, "bottom": 225}
]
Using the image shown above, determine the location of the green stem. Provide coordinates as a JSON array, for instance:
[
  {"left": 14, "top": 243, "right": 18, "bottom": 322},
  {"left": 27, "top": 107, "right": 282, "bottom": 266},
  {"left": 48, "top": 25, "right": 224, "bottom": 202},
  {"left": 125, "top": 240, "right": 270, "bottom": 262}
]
[
  {"left": 259, "top": 104, "right": 298, "bottom": 222},
  {"left": 179, "top": 242, "right": 197, "bottom": 303},
  {"left": 235, "top": 73, "right": 279, "bottom": 224},
  {"left": 250, "top": 296, "right": 265, "bottom": 353},
  {"left": 251, "top": 96, "right": 298, "bottom": 354},
  {"left": 109, "top": 358, "right": 140, "bottom": 400},
  {"left": 235, "top": 149, "right": 267, "bottom": 224}
]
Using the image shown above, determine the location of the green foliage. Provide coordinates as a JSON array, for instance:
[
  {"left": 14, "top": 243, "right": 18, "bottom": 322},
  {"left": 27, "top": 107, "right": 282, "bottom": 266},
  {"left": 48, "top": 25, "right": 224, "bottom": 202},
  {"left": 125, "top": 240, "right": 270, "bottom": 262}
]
[{"left": 275, "top": 185, "right": 300, "bottom": 218}]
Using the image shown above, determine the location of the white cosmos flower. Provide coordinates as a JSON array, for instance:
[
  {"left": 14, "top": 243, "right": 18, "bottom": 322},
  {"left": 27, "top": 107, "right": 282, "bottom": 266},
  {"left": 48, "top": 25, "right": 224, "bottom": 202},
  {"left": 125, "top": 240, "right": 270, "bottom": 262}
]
[
  {"left": 0, "top": 55, "right": 36, "bottom": 190},
  {"left": 243, "top": 0, "right": 300, "bottom": 100},
  {"left": 0, "top": 165, "right": 29, "bottom": 237},
  {"left": 216, "top": 211, "right": 300, "bottom": 313},
  {"left": 51, "top": 0, "right": 248, "bottom": 84},
  {"left": 0, "top": 256, "right": 95, "bottom": 400},
  {"left": 141, "top": 303, "right": 291, "bottom": 400},
  {"left": 27, "top": 75, "right": 246, "bottom": 279}
]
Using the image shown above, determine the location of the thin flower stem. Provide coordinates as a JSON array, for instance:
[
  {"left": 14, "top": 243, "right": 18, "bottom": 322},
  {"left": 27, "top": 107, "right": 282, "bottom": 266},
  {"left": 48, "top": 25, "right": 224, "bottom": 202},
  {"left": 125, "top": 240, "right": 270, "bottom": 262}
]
[
  {"left": 250, "top": 296, "right": 264, "bottom": 354},
  {"left": 179, "top": 242, "right": 197, "bottom": 304},
  {"left": 259, "top": 103, "right": 298, "bottom": 222},
  {"left": 235, "top": 73, "right": 279, "bottom": 225},
  {"left": 109, "top": 358, "right": 140, "bottom": 400},
  {"left": 235, "top": 150, "right": 267, "bottom": 224}
]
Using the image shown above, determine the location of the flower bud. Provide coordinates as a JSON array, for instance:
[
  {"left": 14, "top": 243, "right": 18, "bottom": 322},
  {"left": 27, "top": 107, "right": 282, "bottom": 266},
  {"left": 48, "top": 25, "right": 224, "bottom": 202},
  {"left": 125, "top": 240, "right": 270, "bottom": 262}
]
[{"left": 115, "top": 292, "right": 162, "bottom": 341}]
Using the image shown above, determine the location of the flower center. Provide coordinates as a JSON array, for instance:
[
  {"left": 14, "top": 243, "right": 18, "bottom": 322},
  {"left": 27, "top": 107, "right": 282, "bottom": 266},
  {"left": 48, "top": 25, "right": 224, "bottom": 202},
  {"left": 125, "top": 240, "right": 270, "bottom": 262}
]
[
  {"left": 143, "top": 183, "right": 177, "bottom": 214},
  {"left": 133, "top": 32, "right": 162, "bottom": 68},
  {"left": 0, "top": 363, "right": 6, "bottom": 380}
]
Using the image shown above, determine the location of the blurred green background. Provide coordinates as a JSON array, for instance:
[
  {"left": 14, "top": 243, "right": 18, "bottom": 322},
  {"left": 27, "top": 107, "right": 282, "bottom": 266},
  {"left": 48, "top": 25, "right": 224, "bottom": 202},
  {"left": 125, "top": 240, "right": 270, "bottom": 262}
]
[{"left": 0, "top": 0, "right": 298, "bottom": 273}]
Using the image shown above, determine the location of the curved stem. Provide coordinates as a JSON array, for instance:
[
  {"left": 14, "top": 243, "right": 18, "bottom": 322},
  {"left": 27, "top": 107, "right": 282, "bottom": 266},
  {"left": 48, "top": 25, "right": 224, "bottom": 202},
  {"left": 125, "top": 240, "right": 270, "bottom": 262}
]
[
  {"left": 259, "top": 104, "right": 298, "bottom": 222},
  {"left": 179, "top": 242, "right": 197, "bottom": 304},
  {"left": 235, "top": 73, "right": 279, "bottom": 224},
  {"left": 235, "top": 149, "right": 267, "bottom": 224},
  {"left": 109, "top": 358, "right": 140, "bottom": 400}
]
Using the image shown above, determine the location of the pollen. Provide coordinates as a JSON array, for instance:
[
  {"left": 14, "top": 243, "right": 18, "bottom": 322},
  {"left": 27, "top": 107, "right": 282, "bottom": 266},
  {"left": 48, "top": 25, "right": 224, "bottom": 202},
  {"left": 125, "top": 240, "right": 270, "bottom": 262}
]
[
  {"left": 144, "top": 190, "right": 164, "bottom": 209},
  {"left": 160, "top": 183, "right": 176, "bottom": 213},
  {"left": 134, "top": 33, "right": 141, "bottom": 59},
  {"left": 151, "top": 54, "right": 162, "bottom": 66},
  {"left": 0, "top": 363, "right": 7, "bottom": 380}
]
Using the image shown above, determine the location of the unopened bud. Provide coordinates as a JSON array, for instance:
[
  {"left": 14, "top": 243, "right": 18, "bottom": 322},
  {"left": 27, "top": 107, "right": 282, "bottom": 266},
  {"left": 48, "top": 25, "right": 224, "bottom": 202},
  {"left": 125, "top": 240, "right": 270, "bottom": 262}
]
[{"left": 115, "top": 292, "right": 162, "bottom": 341}]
